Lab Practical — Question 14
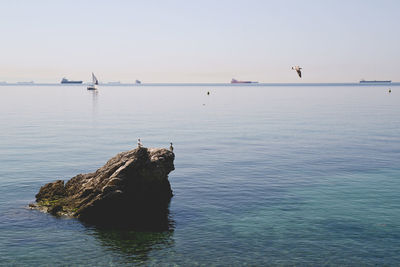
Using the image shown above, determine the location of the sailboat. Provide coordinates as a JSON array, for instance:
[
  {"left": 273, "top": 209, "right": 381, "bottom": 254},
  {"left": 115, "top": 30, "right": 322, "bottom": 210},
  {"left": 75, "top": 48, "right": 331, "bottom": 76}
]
[{"left": 87, "top": 73, "right": 99, "bottom": 90}]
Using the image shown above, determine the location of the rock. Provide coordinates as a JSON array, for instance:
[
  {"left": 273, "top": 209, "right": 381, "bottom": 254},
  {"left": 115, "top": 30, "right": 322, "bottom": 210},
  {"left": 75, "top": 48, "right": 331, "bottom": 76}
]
[
  {"left": 35, "top": 180, "right": 66, "bottom": 200},
  {"left": 33, "top": 147, "right": 175, "bottom": 229}
]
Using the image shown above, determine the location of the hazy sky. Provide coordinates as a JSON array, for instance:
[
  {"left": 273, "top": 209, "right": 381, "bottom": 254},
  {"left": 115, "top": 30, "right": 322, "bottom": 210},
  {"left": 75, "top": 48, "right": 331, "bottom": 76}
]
[{"left": 1, "top": 0, "right": 399, "bottom": 83}]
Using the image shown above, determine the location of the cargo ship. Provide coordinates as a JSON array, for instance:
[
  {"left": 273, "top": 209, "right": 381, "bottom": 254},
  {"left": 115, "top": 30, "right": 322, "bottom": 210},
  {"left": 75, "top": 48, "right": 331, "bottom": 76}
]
[
  {"left": 61, "top": 78, "right": 83, "bottom": 84},
  {"left": 17, "top": 81, "right": 34, "bottom": 85},
  {"left": 360, "top": 79, "right": 391, "bottom": 84},
  {"left": 231, "top": 78, "right": 258, "bottom": 84}
]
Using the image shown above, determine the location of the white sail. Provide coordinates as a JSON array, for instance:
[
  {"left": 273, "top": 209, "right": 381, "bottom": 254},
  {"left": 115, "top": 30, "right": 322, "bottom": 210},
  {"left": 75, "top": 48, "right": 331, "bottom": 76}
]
[{"left": 92, "top": 73, "right": 99, "bottom": 85}]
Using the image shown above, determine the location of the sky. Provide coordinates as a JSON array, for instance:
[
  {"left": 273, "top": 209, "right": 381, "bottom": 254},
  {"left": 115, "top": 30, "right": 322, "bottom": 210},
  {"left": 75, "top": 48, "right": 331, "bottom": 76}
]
[{"left": 0, "top": 0, "right": 399, "bottom": 83}]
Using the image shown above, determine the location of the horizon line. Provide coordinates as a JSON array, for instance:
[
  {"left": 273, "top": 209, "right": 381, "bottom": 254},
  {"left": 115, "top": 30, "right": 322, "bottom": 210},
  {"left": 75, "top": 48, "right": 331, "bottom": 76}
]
[{"left": 0, "top": 82, "right": 399, "bottom": 87}]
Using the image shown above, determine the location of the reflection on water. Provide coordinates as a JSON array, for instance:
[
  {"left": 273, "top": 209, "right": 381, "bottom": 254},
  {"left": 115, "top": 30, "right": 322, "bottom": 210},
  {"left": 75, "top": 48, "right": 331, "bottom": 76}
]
[
  {"left": 90, "top": 89, "right": 98, "bottom": 114},
  {"left": 80, "top": 203, "right": 175, "bottom": 232},
  {"left": 90, "top": 227, "right": 174, "bottom": 264}
]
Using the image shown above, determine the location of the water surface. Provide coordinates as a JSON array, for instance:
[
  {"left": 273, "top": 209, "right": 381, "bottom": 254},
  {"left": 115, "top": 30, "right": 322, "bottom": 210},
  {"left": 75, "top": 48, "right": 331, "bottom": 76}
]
[{"left": 0, "top": 85, "right": 399, "bottom": 265}]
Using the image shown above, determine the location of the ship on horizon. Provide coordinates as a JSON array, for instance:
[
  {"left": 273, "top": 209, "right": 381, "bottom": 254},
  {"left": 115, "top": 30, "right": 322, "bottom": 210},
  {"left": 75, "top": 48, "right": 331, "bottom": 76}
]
[
  {"left": 17, "top": 81, "right": 34, "bottom": 85},
  {"left": 360, "top": 79, "right": 391, "bottom": 84},
  {"left": 107, "top": 81, "right": 121, "bottom": 85},
  {"left": 61, "top": 78, "right": 83, "bottom": 84},
  {"left": 231, "top": 78, "right": 258, "bottom": 84}
]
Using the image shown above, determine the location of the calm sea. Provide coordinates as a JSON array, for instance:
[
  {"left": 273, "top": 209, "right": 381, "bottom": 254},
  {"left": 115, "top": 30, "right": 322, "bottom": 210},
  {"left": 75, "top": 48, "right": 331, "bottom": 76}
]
[{"left": 0, "top": 84, "right": 399, "bottom": 266}]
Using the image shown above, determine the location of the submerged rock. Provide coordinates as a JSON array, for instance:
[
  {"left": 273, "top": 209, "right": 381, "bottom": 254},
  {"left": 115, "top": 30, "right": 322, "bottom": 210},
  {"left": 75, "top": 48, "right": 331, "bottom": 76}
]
[{"left": 32, "top": 147, "right": 175, "bottom": 229}]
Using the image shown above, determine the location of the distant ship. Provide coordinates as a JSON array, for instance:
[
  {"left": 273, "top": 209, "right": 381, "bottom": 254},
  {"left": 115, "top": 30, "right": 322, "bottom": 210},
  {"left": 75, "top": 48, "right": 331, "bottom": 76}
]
[
  {"left": 17, "top": 81, "right": 34, "bottom": 85},
  {"left": 360, "top": 79, "right": 391, "bottom": 84},
  {"left": 61, "top": 78, "right": 83, "bottom": 84},
  {"left": 231, "top": 78, "right": 258, "bottom": 84},
  {"left": 107, "top": 81, "right": 121, "bottom": 85}
]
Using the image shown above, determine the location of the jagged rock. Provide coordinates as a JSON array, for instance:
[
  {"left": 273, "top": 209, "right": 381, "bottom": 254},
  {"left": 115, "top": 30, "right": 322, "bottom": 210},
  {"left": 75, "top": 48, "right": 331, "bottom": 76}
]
[
  {"left": 33, "top": 147, "right": 175, "bottom": 229},
  {"left": 35, "top": 180, "right": 66, "bottom": 200}
]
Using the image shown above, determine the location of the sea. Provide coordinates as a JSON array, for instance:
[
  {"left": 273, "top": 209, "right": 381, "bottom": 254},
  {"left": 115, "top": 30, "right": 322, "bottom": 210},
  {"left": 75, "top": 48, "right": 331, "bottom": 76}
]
[{"left": 0, "top": 84, "right": 399, "bottom": 266}]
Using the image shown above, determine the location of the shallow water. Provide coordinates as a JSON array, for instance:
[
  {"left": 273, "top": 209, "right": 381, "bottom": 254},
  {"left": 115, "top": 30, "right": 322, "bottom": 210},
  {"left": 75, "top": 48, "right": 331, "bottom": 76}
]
[{"left": 0, "top": 85, "right": 399, "bottom": 265}]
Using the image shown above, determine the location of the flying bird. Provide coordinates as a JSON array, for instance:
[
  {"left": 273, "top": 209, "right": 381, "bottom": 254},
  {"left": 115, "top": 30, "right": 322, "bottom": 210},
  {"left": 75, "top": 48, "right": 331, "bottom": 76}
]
[{"left": 292, "top": 66, "right": 302, "bottom": 78}]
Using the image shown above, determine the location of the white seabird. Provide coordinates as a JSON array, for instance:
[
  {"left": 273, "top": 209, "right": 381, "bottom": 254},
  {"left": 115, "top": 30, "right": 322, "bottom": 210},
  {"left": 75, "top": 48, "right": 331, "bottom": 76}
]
[
  {"left": 292, "top": 66, "right": 302, "bottom": 78},
  {"left": 138, "top": 138, "right": 143, "bottom": 148}
]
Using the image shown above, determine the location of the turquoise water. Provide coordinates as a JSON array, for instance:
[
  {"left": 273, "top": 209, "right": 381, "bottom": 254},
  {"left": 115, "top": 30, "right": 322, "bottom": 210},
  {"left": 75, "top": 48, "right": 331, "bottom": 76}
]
[{"left": 0, "top": 85, "right": 399, "bottom": 266}]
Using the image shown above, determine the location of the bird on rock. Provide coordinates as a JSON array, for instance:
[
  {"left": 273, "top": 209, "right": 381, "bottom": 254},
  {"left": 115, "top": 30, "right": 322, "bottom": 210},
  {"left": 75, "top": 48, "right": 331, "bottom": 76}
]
[{"left": 137, "top": 138, "right": 143, "bottom": 148}]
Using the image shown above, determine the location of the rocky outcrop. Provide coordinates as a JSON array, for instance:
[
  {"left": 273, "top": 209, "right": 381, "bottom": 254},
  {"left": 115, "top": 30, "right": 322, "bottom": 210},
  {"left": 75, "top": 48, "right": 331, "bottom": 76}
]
[{"left": 32, "top": 147, "right": 175, "bottom": 229}]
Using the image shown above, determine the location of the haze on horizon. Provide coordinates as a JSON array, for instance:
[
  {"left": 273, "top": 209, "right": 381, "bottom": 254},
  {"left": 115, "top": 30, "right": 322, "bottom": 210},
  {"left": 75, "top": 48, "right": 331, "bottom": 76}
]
[{"left": 0, "top": 0, "right": 399, "bottom": 83}]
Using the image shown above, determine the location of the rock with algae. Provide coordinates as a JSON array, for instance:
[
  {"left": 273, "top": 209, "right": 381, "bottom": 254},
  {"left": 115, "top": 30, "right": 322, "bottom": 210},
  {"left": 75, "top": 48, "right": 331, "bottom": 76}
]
[{"left": 32, "top": 147, "right": 175, "bottom": 229}]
